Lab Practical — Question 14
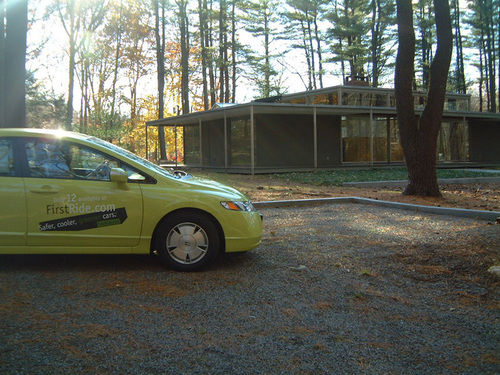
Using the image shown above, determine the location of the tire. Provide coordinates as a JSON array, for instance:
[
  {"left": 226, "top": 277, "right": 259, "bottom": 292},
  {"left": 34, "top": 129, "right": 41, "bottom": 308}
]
[{"left": 155, "top": 211, "right": 220, "bottom": 271}]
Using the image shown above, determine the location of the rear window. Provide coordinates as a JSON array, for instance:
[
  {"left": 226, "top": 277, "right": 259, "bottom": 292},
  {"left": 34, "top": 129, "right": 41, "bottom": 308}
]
[{"left": 0, "top": 139, "right": 16, "bottom": 177}]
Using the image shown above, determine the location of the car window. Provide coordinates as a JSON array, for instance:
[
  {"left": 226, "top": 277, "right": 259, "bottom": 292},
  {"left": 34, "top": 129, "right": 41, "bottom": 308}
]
[
  {"left": 23, "top": 138, "right": 153, "bottom": 183},
  {"left": 87, "top": 136, "right": 177, "bottom": 180},
  {"left": 24, "top": 138, "right": 118, "bottom": 181},
  {"left": 0, "top": 138, "right": 16, "bottom": 177}
]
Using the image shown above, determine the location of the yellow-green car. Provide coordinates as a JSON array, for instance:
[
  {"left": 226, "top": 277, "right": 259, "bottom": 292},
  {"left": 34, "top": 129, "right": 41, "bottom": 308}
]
[{"left": 0, "top": 128, "right": 262, "bottom": 271}]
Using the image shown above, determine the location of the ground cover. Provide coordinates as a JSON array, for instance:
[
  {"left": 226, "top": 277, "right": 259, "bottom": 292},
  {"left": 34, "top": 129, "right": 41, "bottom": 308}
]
[
  {"left": 194, "top": 169, "right": 500, "bottom": 212},
  {"left": 1, "top": 204, "right": 498, "bottom": 374}
]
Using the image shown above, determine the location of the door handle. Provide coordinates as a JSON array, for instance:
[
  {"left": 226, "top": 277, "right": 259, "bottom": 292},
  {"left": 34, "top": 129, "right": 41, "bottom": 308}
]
[{"left": 30, "top": 185, "right": 59, "bottom": 194}]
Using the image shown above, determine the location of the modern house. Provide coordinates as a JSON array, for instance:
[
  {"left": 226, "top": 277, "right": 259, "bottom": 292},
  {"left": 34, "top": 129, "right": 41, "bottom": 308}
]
[{"left": 146, "top": 85, "right": 500, "bottom": 174}]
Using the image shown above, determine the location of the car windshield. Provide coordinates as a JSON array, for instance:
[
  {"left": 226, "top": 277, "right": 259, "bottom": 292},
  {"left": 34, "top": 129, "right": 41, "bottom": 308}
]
[{"left": 86, "top": 136, "right": 178, "bottom": 179}]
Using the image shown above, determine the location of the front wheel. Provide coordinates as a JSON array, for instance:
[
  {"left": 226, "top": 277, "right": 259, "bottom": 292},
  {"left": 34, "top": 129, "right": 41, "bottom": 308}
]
[{"left": 155, "top": 212, "right": 220, "bottom": 271}]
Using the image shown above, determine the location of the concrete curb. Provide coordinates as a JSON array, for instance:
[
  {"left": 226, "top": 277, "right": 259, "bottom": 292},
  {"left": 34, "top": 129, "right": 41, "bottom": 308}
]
[
  {"left": 342, "top": 176, "right": 500, "bottom": 188},
  {"left": 253, "top": 197, "right": 500, "bottom": 222}
]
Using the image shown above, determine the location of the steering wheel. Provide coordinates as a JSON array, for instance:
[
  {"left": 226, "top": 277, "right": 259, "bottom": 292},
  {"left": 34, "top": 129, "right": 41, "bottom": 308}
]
[
  {"left": 172, "top": 169, "right": 188, "bottom": 178},
  {"left": 87, "top": 162, "right": 111, "bottom": 179}
]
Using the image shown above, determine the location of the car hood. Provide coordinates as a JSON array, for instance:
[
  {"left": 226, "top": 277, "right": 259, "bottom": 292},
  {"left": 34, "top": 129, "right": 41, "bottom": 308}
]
[{"left": 168, "top": 175, "right": 249, "bottom": 200}]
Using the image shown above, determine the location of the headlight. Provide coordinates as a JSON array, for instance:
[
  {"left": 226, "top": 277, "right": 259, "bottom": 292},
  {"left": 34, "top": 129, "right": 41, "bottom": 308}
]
[{"left": 220, "top": 201, "right": 256, "bottom": 212}]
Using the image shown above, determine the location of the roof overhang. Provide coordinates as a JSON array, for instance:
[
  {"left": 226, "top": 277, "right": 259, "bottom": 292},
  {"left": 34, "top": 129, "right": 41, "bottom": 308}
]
[{"left": 147, "top": 102, "right": 500, "bottom": 127}]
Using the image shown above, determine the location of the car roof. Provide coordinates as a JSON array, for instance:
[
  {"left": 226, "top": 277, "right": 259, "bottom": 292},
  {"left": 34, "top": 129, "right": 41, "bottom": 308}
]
[{"left": 0, "top": 128, "right": 91, "bottom": 141}]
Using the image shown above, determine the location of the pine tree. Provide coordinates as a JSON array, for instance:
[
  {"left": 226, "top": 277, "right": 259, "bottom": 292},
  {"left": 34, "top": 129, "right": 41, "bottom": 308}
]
[
  {"left": 325, "top": 0, "right": 371, "bottom": 83},
  {"left": 241, "top": 0, "right": 283, "bottom": 98}
]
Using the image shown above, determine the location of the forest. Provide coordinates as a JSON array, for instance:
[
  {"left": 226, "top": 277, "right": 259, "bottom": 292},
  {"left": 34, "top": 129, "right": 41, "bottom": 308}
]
[{"left": 3, "top": 0, "right": 500, "bottom": 157}]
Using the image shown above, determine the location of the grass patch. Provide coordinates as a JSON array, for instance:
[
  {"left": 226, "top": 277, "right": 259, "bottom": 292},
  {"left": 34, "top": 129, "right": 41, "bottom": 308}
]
[
  {"left": 190, "top": 167, "right": 496, "bottom": 189},
  {"left": 271, "top": 168, "right": 495, "bottom": 186}
]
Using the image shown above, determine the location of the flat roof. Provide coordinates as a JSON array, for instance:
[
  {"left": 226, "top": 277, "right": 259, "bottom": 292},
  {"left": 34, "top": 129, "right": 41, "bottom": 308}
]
[
  {"left": 147, "top": 85, "right": 498, "bottom": 127},
  {"left": 147, "top": 101, "right": 500, "bottom": 127}
]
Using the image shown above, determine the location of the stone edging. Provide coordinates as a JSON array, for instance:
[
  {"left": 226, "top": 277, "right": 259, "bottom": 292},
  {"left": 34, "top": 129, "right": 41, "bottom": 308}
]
[{"left": 253, "top": 197, "right": 500, "bottom": 222}]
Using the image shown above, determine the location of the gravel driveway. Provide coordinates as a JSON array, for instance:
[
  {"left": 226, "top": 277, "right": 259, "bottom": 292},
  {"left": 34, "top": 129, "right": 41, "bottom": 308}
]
[{"left": 1, "top": 203, "right": 499, "bottom": 374}]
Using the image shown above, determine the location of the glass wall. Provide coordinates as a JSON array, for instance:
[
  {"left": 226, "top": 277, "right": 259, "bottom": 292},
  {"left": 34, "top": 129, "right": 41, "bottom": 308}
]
[
  {"left": 373, "top": 118, "right": 388, "bottom": 161},
  {"left": 389, "top": 118, "right": 404, "bottom": 162},
  {"left": 342, "top": 115, "right": 405, "bottom": 163},
  {"left": 230, "top": 117, "right": 251, "bottom": 166},
  {"left": 444, "top": 98, "right": 470, "bottom": 111},
  {"left": 342, "top": 92, "right": 391, "bottom": 107},
  {"left": 342, "top": 115, "right": 371, "bottom": 162},
  {"left": 310, "top": 93, "right": 338, "bottom": 105},
  {"left": 183, "top": 125, "right": 200, "bottom": 165},
  {"left": 341, "top": 116, "right": 468, "bottom": 163},
  {"left": 437, "top": 120, "right": 468, "bottom": 161}
]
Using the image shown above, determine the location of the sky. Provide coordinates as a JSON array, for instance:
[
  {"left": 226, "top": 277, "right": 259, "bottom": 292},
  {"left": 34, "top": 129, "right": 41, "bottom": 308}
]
[
  {"left": 25, "top": 0, "right": 479, "bottom": 114},
  {"left": 25, "top": 0, "right": 356, "bottom": 112}
]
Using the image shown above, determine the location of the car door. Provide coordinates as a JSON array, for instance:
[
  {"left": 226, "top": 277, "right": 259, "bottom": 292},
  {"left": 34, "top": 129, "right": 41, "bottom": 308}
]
[
  {"left": 0, "top": 138, "right": 27, "bottom": 248},
  {"left": 22, "top": 137, "right": 144, "bottom": 250}
]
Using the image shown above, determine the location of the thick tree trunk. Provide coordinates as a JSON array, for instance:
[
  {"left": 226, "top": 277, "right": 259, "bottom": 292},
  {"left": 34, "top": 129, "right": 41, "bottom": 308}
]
[
  {"left": 400, "top": 130, "right": 440, "bottom": 196},
  {"left": 395, "top": 0, "right": 452, "bottom": 197},
  {"left": 0, "top": 3, "right": 5, "bottom": 126},
  {"left": 1, "top": 0, "right": 27, "bottom": 128}
]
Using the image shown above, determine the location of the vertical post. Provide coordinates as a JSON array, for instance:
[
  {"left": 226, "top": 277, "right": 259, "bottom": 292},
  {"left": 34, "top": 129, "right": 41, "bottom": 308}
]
[
  {"left": 370, "top": 109, "right": 374, "bottom": 167},
  {"left": 199, "top": 118, "right": 203, "bottom": 166},
  {"left": 146, "top": 124, "right": 149, "bottom": 160},
  {"left": 250, "top": 106, "right": 255, "bottom": 175},
  {"left": 313, "top": 107, "right": 318, "bottom": 169},
  {"left": 387, "top": 116, "right": 391, "bottom": 163},
  {"left": 463, "top": 116, "right": 467, "bottom": 161},
  {"left": 224, "top": 111, "right": 228, "bottom": 169},
  {"left": 174, "top": 125, "right": 178, "bottom": 167},
  {"left": 340, "top": 116, "right": 344, "bottom": 164}
]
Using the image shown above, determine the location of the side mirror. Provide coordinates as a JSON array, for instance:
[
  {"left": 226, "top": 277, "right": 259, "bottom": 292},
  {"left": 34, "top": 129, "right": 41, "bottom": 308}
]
[{"left": 110, "top": 168, "right": 128, "bottom": 183}]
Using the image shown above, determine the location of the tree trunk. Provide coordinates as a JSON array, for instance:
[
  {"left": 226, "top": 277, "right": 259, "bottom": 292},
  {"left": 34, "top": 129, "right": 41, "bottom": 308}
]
[
  {"left": 485, "top": 3, "right": 496, "bottom": 112},
  {"left": 0, "top": 2, "right": 4, "bottom": 126},
  {"left": 65, "top": 0, "right": 76, "bottom": 130},
  {"left": 179, "top": 0, "right": 190, "bottom": 114},
  {"left": 198, "top": 0, "right": 209, "bottom": 110},
  {"left": 395, "top": 0, "right": 452, "bottom": 197},
  {"left": 231, "top": 0, "right": 237, "bottom": 101},
  {"left": 1, "top": 0, "right": 27, "bottom": 128},
  {"left": 313, "top": 12, "right": 323, "bottom": 88},
  {"left": 111, "top": 0, "right": 123, "bottom": 119},
  {"left": 371, "top": 0, "right": 379, "bottom": 87},
  {"left": 154, "top": 0, "right": 167, "bottom": 160},
  {"left": 452, "top": 0, "right": 466, "bottom": 93}
]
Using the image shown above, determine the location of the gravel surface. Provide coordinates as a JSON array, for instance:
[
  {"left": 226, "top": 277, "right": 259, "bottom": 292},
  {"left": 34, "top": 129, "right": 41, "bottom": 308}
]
[{"left": 1, "top": 203, "right": 499, "bottom": 374}]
